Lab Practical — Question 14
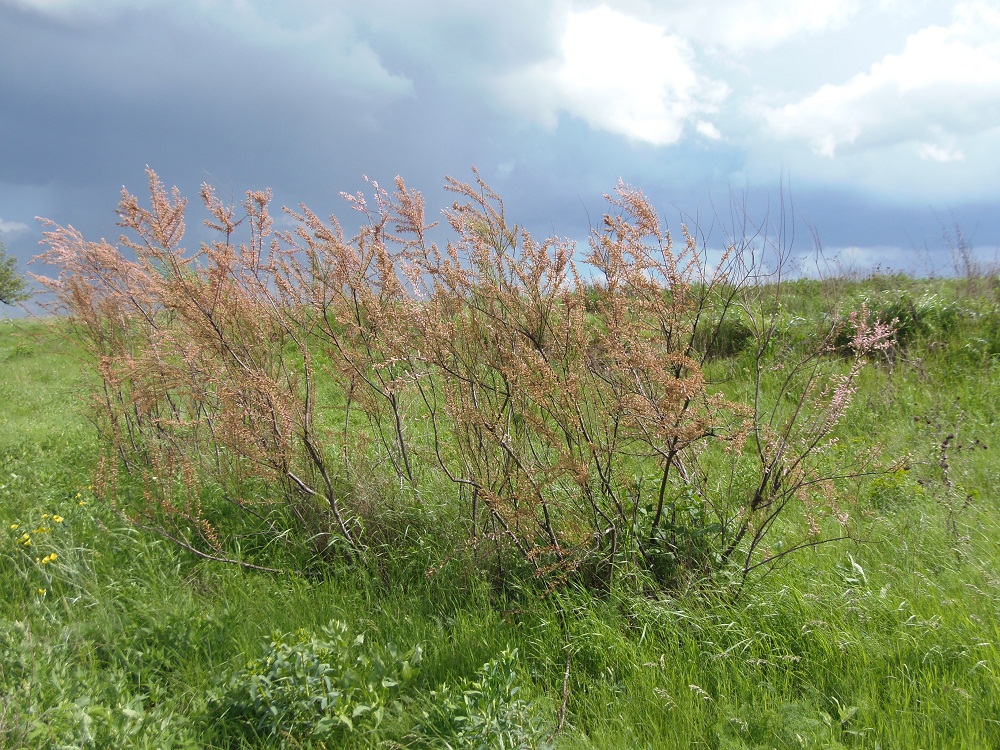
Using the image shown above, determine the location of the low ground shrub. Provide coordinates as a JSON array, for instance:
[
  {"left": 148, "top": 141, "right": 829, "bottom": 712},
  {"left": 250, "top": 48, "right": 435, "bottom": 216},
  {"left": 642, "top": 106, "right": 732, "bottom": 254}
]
[
  {"left": 409, "top": 648, "right": 553, "bottom": 750},
  {"left": 210, "top": 620, "right": 422, "bottom": 745}
]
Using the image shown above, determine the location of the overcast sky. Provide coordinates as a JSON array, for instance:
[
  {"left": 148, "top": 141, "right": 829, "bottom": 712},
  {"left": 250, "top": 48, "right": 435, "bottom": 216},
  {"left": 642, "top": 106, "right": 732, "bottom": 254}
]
[{"left": 2, "top": 0, "right": 999, "bottom": 300}]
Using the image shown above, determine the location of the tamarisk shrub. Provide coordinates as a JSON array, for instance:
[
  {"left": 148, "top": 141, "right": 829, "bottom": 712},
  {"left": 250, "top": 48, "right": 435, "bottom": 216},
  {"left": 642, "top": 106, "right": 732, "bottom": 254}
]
[
  {"left": 35, "top": 170, "right": 360, "bottom": 567},
  {"left": 34, "top": 168, "right": 895, "bottom": 588}
]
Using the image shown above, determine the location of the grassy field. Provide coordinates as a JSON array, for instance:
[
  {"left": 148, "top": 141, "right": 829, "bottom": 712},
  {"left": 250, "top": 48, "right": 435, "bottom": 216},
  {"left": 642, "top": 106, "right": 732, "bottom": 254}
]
[{"left": 2, "top": 274, "right": 999, "bottom": 749}]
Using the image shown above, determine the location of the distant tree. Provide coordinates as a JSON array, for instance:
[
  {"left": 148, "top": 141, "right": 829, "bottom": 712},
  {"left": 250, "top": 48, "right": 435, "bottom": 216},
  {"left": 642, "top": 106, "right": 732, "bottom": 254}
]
[{"left": 0, "top": 239, "right": 29, "bottom": 305}]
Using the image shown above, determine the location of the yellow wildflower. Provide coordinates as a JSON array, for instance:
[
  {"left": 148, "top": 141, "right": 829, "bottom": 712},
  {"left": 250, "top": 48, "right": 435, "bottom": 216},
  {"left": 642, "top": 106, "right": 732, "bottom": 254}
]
[
  {"left": 41, "top": 553, "right": 57, "bottom": 564},
  {"left": 36, "top": 588, "right": 45, "bottom": 596},
  {"left": 42, "top": 513, "right": 50, "bottom": 519},
  {"left": 52, "top": 515, "right": 63, "bottom": 523},
  {"left": 9, "top": 523, "right": 17, "bottom": 530},
  {"left": 78, "top": 501, "right": 87, "bottom": 507}
]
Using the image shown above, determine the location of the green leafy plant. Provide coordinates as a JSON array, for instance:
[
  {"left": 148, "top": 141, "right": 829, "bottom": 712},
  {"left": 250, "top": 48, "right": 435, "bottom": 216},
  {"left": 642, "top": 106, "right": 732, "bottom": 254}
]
[
  {"left": 211, "top": 620, "right": 421, "bottom": 744},
  {"left": 0, "top": 240, "right": 29, "bottom": 306},
  {"left": 410, "top": 648, "right": 552, "bottom": 750},
  {"left": 5, "top": 506, "right": 77, "bottom": 601}
]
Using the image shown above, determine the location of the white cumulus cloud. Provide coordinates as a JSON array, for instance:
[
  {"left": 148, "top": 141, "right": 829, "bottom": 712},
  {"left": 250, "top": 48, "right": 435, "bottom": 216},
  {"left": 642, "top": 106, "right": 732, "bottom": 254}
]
[
  {"left": 656, "top": 0, "right": 859, "bottom": 53},
  {"left": 696, "top": 121, "right": 723, "bottom": 140},
  {"left": 763, "top": 1, "right": 1000, "bottom": 157},
  {"left": 918, "top": 143, "right": 965, "bottom": 162},
  {"left": 498, "top": 5, "right": 728, "bottom": 146}
]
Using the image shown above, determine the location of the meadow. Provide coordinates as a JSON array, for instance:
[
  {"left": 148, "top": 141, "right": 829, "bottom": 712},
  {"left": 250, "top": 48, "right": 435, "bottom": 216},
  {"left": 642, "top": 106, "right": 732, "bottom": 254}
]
[{"left": 2, "top": 174, "right": 1000, "bottom": 748}]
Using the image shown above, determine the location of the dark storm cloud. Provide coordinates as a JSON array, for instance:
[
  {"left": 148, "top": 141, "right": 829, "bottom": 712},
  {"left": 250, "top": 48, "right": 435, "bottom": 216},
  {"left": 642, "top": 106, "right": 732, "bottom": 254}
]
[
  {"left": 0, "top": 3, "right": 391, "bottom": 186},
  {"left": 0, "top": 0, "right": 576, "bottom": 256},
  {"left": 0, "top": 2, "right": 553, "bottom": 220}
]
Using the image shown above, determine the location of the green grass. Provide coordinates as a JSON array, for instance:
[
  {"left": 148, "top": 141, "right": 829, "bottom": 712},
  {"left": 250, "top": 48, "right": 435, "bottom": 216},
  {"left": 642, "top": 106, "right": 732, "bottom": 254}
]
[{"left": 2, "top": 275, "right": 1000, "bottom": 748}]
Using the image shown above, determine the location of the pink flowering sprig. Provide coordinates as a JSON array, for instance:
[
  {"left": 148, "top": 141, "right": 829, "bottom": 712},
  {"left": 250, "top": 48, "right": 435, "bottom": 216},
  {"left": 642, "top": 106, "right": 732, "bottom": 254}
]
[
  {"left": 807, "top": 307, "right": 896, "bottom": 441},
  {"left": 848, "top": 303, "right": 898, "bottom": 358}
]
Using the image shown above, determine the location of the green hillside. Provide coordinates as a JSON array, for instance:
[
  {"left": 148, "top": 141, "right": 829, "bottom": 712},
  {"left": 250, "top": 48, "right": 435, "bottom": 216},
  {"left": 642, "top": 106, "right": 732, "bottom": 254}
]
[{"left": 2, "top": 271, "right": 999, "bottom": 749}]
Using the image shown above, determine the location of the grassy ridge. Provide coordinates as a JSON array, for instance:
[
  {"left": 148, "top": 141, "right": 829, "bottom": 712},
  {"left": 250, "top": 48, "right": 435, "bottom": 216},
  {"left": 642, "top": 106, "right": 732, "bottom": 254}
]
[{"left": 2, "top": 276, "right": 999, "bottom": 748}]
